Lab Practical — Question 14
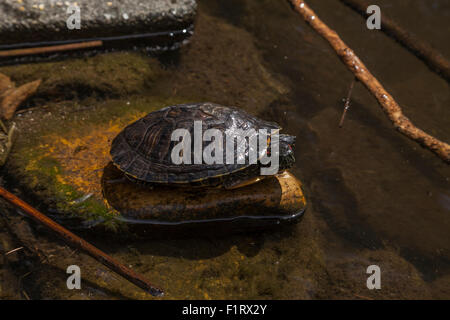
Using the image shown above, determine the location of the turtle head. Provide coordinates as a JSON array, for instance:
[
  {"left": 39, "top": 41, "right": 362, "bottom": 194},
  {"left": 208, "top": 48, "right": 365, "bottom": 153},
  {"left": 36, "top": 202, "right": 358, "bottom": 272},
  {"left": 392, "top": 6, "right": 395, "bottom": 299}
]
[{"left": 278, "top": 134, "right": 296, "bottom": 171}]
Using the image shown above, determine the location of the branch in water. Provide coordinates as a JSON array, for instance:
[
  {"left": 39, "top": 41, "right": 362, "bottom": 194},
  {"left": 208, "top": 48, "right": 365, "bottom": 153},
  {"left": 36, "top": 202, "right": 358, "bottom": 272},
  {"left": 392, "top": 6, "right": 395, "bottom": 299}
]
[
  {"left": 339, "top": 0, "right": 450, "bottom": 83},
  {"left": 289, "top": 0, "right": 450, "bottom": 163}
]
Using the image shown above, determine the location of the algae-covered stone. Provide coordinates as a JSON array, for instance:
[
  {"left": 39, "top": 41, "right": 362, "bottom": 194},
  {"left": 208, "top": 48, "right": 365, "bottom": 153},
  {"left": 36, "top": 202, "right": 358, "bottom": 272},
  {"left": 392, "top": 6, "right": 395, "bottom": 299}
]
[
  {"left": 0, "top": 52, "right": 163, "bottom": 101},
  {"left": 0, "top": 0, "right": 197, "bottom": 52}
]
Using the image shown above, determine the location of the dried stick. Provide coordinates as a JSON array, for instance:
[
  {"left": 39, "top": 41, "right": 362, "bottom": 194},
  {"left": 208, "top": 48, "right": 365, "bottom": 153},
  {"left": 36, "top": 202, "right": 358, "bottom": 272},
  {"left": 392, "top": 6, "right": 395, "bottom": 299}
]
[
  {"left": 5, "top": 246, "right": 23, "bottom": 256},
  {"left": 339, "top": 0, "right": 450, "bottom": 82},
  {"left": 0, "top": 41, "right": 103, "bottom": 58},
  {"left": 0, "top": 186, "right": 164, "bottom": 297},
  {"left": 290, "top": 0, "right": 450, "bottom": 163}
]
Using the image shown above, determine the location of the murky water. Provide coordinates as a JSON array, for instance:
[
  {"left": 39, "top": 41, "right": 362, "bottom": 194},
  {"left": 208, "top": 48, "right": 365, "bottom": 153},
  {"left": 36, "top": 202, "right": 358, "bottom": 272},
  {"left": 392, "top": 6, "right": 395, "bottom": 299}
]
[{"left": 0, "top": 0, "right": 449, "bottom": 299}]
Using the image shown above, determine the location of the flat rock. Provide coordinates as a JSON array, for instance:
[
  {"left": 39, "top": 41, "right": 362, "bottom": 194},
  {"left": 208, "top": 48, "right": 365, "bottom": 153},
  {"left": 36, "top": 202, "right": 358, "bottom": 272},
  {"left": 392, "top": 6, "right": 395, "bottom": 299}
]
[
  {"left": 102, "top": 164, "right": 306, "bottom": 232},
  {"left": 0, "top": 0, "right": 197, "bottom": 52}
]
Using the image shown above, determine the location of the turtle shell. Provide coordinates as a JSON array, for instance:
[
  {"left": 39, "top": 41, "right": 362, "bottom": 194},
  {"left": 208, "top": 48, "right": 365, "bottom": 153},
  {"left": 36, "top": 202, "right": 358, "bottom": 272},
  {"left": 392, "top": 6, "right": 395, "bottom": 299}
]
[{"left": 110, "top": 102, "right": 280, "bottom": 184}]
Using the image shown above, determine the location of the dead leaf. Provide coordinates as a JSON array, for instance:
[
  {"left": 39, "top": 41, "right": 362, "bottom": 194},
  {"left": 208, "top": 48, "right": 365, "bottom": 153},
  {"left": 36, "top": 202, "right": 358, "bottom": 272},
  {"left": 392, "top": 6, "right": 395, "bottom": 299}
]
[{"left": 0, "top": 79, "right": 41, "bottom": 120}]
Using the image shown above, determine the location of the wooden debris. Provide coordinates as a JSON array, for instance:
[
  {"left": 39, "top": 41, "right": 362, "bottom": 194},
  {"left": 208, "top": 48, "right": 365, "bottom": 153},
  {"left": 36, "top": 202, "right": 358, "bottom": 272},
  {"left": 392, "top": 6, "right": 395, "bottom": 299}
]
[
  {"left": 5, "top": 246, "right": 23, "bottom": 256},
  {"left": 290, "top": 0, "right": 450, "bottom": 163},
  {"left": 0, "top": 41, "right": 103, "bottom": 58},
  {"left": 0, "top": 186, "right": 164, "bottom": 296},
  {"left": 22, "top": 290, "right": 31, "bottom": 300}
]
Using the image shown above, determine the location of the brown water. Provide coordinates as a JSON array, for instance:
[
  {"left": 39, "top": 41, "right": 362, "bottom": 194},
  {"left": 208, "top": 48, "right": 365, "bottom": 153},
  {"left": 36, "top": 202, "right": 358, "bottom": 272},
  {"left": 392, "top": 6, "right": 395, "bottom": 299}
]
[{"left": 0, "top": 0, "right": 449, "bottom": 299}]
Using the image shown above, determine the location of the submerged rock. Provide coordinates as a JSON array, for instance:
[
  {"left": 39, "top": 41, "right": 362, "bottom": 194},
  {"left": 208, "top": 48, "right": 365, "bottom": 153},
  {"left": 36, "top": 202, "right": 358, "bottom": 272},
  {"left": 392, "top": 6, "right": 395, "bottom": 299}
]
[{"left": 0, "top": 0, "right": 197, "bottom": 58}]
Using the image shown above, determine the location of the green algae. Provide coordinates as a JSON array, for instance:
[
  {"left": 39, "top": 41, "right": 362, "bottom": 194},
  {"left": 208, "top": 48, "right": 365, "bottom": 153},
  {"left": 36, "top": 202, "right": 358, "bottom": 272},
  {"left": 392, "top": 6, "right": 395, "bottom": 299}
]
[{"left": 10, "top": 149, "right": 119, "bottom": 230}]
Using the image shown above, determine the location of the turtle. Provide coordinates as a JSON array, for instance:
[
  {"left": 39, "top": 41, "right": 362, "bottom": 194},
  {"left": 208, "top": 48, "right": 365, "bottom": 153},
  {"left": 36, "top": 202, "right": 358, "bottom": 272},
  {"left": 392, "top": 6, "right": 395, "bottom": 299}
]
[{"left": 110, "top": 102, "right": 296, "bottom": 189}]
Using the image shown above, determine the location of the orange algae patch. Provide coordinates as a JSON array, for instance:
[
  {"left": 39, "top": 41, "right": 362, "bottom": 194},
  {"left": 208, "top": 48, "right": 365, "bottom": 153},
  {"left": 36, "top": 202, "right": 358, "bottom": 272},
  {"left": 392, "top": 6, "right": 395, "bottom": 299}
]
[{"left": 37, "top": 112, "right": 147, "bottom": 200}]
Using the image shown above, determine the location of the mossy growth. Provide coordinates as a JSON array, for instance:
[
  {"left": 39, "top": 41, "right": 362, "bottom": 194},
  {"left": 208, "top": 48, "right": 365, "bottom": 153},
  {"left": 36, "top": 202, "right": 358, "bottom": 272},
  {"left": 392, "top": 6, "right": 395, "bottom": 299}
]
[
  {"left": 0, "top": 51, "right": 164, "bottom": 101},
  {"left": 22, "top": 152, "right": 119, "bottom": 230}
]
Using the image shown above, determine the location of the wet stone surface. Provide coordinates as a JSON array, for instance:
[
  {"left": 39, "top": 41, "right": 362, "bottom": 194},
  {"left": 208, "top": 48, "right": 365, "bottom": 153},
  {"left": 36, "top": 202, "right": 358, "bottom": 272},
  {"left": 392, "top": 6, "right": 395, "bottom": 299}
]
[
  {"left": 0, "top": 0, "right": 197, "bottom": 51},
  {"left": 102, "top": 165, "right": 306, "bottom": 227}
]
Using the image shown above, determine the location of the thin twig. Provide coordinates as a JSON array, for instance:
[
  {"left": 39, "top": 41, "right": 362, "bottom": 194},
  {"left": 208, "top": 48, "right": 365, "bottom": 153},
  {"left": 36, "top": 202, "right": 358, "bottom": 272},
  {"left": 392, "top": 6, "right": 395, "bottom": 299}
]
[
  {"left": 339, "top": 77, "right": 357, "bottom": 127},
  {"left": 5, "top": 246, "right": 24, "bottom": 255},
  {"left": 289, "top": 0, "right": 450, "bottom": 163},
  {"left": 339, "top": 0, "right": 450, "bottom": 82},
  {"left": 0, "top": 41, "right": 103, "bottom": 58},
  {"left": 354, "top": 293, "right": 374, "bottom": 300},
  {"left": 22, "top": 290, "right": 31, "bottom": 300},
  {"left": 0, "top": 186, "right": 164, "bottom": 297},
  {"left": 15, "top": 105, "right": 50, "bottom": 115},
  {"left": 19, "top": 271, "right": 32, "bottom": 282}
]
